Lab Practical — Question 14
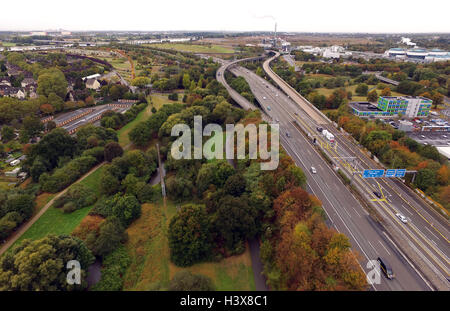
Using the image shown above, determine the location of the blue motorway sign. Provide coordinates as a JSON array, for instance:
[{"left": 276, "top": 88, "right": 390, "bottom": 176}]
[
  {"left": 385, "top": 169, "right": 396, "bottom": 178},
  {"left": 363, "top": 169, "right": 385, "bottom": 178},
  {"left": 394, "top": 169, "right": 406, "bottom": 178}
]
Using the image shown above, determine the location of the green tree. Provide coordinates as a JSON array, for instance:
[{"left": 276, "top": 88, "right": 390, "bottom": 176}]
[
  {"left": 168, "top": 204, "right": 212, "bottom": 267},
  {"left": 104, "top": 141, "right": 123, "bottom": 162},
  {"left": 37, "top": 68, "right": 68, "bottom": 98},
  {"left": 415, "top": 169, "right": 437, "bottom": 192},
  {"left": 0, "top": 235, "right": 94, "bottom": 291},
  {"left": 355, "top": 83, "right": 369, "bottom": 96},
  {"left": 1, "top": 126, "right": 15, "bottom": 142},
  {"left": 86, "top": 217, "right": 127, "bottom": 257},
  {"left": 22, "top": 115, "right": 44, "bottom": 137},
  {"left": 367, "top": 89, "right": 378, "bottom": 102}
]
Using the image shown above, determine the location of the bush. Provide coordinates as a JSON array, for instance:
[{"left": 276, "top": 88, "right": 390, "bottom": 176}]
[
  {"left": 40, "top": 156, "right": 97, "bottom": 193},
  {"left": 168, "top": 93, "right": 179, "bottom": 101},
  {"left": 168, "top": 271, "right": 215, "bottom": 291},
  {"left": 91, "top": 245, "right": 130, "bottom": 291}
]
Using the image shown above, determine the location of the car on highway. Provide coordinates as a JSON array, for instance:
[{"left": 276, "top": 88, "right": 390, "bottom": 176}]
[
  {"left": 286, "top": 132, "right": 290, "bottom": 137},
  {"left": 396, "top": 213, "right": 408, "bottom": 224},
  {"left": 378, "top": 257, "right": 395, "bottom": 280},
  {"left": 267, "top": 106, "right": 271, "bottom": 111},
  {"left": 373, "top": 191, "right": 382, "bottom": 198},
  {"left": 276, "top": 118, "right": 280, "bottom": 123},
  {"left": 317, "top": 127, "right": 323, "bottom": 133},
  {"left": 275, "top": 93, "right": 278, "bottom": 97},
  {"left": 263, "top": 96, "right": 266, "bottom": 100},
  {"left": 310, "top": 166, "right": 317, "bottom": 174}
]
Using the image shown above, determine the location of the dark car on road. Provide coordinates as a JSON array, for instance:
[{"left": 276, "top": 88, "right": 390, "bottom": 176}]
[{"left": 378, "top": 257, "right": 394, "bottom": 279}]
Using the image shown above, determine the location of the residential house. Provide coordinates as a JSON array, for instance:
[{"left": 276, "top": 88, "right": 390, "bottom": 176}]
[
  {"left": 21, "top": 77, "right": 36, "bottom": 88},
  {"left": 2, "top": 87, "right": 26, "bottom": 99},
  {"left": 6, "top": 64, "right": 22, "bottom": 77},
  {"left": 86, "top": 78, "right": 101, "bottom": 90},
  {"left": 0, "top": 77, "right": 11, "bottom": 87}
]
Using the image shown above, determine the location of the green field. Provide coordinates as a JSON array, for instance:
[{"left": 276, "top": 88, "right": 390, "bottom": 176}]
[
  {"left": 145, "top": 43, "right": 235, "bottom": 54},
  {"left": 0, "top": 42, "right": 16, "bottom": 47},
  {"left": 6, "top": 166, "right": 106, "bottom": 251},
  {"left": 314, "top": 84, "right": 406, "bottom": 102},
  {"left": 122, "top": 201, "right": 255, "bottom": 291}
]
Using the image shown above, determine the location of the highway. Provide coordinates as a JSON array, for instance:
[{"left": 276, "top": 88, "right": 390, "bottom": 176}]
[
  {"left": 225, "top": 64, "right": 433, "bottom": 291},
  {"left": 256, "top": 52, "right": 450, "bottom": 290}
]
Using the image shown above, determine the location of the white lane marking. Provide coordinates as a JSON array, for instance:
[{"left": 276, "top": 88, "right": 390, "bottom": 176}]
[
  {"left": 425, "top": 226, "right": 440, "bottom": 242},
  {"left": 367, "top": 240, "right": 377, "bottom": 253},
  {"left": 379, "top": 240, "right": 391, "bottom": 256},
  {"left": 402, "top": 205, "right": 414, "bottom": 216}
]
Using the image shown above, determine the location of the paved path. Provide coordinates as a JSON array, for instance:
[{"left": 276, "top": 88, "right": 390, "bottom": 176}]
[{"left": 0, "top": 162, "right": 105, "bottom": 257}]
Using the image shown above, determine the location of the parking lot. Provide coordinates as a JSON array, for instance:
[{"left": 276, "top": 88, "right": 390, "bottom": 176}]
[
  {"left": 43, "top": 103, "right": 133, "bottom": 134},
  {"left": 407, "top": 131, "right": 450, "bottom": 147}
]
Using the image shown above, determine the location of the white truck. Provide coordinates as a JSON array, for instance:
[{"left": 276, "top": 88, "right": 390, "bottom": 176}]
[{"left": 322, "top": 130, "right": 335, "bottom": 143}]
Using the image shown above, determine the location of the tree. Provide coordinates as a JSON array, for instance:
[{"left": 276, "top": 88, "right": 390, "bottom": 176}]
[
  {"left": 168, "top": 204, "right": 212, "bottom": 267},
  {"left": 182, "top": 73, "right": 191, "bottom": 89},
  {"left": 355, "top": 83, "right": 368, "bottom": 96},
  {"left": 1, "top": 126, "right": 15, "bottom": 142},
  {"left": 213, "top": 195, "right": 258, "bottom": 252},
  {"left": 415, "top": 169, "right": 437, "bottom": 192},
  {"left": 437, "top": 165, "right": 449, "bottom": 185},
  {"left": 104, "top": 142, "right": 123, "bottom": 162},
  {"left": 0, "top": 235, "right": 94, "bottom": 290},
  {"left": 46, "top": 120, "right": 56, "bottom": 131},
  {"left": 37, "top": 68, "right": 68, "bottom": 98},
  {"left": 129, "top": 121, "right": 152, "bottom": 147},
  {"left": 99, "top": 171, "right": 120, "bottom": 195},
  {"left": 40, "top": 103, "right": 55, "bottom": 115},
  {"left": 131, "top": 76, "right": 150, "bottom": 88},
  {"left": 168, "top": 271, "right": 215, "bottom": 291},
  {"left": 5, "top": 194, "right": 35, "bottom": 219},
  {"left": 223, "top": 174, "right": 247, "bottom": 196},
  {"left": 381, "top": 87, "right": 391, "bottom": 96},
  {"left": 367, "top": 89, "right": 378, "bottom": 102},
  {"left": 110, "top": 194, "right": 141, "bottom": 227},
  {"left": 22, "top": 115, "right": 43, "bottom": 137},
  {"left": 86, "top": 216, "right": 127, "bottom": 257},
  {"left": 27, "top": 128, "right": 77, "bottom": 172},
  {"left": 47, "top": 92, "right": 64, "bottom": 112}
]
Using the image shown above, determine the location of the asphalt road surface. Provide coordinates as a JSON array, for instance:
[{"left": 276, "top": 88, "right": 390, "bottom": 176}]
[{"left": 223, "top": 63, "right": 434, "bottom": 291}]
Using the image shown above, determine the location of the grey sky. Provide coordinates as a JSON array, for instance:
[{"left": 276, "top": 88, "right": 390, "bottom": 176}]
[{"left": 1, "top": 0, "right": 449, "bottom": 33}]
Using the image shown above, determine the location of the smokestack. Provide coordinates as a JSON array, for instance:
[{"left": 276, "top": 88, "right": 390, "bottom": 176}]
[{"left": 274, "top": 22, "right": 277, "bottom": 48}]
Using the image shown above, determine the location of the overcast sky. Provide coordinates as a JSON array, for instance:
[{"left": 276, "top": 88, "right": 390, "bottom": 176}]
[{"left": 1, "top": 0, "right": 449, "bottom": 33}]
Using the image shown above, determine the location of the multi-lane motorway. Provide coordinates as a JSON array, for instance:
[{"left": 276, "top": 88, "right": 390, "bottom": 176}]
[
  {"left": 260, "top": 52, "right": 449, "bottom": 290},
  {"left": 217, "top": 53, "right": 450, "bottom": 290}
]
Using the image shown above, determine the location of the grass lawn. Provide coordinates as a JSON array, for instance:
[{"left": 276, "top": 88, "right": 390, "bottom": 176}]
[
  {"left": 0, "top": 42, "right": 16, "bottom": 47},
  {"left": 145, "top": 43, "right": 234, "bottom": 54},
  {"left": 122, "top": 201, "right": 255, "bottom": 291},
  {"left": 116, "top": 94, "right": 177, "bottom": 147},
  {"left": 7, "top": 166, "right": 106, "bottom": 251}
]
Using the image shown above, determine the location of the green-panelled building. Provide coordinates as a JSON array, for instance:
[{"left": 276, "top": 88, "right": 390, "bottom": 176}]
[{"left": 350, "top": 96, "right": 432, "bottom": 118}]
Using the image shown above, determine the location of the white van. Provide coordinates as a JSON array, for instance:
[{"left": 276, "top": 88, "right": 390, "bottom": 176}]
[{"left": 10, "top": 159, "right": 20, "bottom": 166}]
